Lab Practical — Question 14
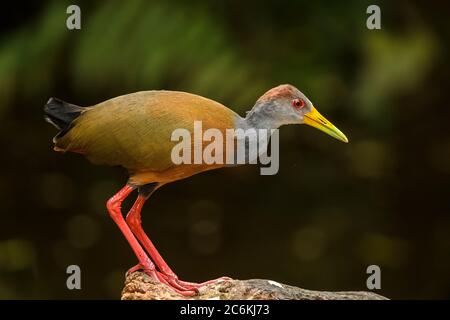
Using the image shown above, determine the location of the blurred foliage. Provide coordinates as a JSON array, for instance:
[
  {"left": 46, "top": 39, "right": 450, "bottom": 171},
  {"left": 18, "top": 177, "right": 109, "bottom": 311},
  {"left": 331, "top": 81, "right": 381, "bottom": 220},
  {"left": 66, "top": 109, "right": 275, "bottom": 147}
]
[{"left": 0, "top": 0, "right": 449, "bottom": 299}]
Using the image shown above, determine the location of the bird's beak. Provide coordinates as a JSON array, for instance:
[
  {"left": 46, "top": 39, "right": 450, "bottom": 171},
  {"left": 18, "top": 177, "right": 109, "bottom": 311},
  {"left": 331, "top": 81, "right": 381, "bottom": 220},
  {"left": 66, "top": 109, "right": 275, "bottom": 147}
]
[{"left": 303, "top": 106, "right": 349, "bottom": 143}]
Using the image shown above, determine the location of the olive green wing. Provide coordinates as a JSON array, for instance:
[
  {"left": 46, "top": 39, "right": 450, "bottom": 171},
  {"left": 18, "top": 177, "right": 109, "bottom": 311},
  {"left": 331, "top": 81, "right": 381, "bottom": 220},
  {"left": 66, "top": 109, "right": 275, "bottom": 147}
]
[{"left": 55, "top": 91, "right": 237, "bottom": 172}]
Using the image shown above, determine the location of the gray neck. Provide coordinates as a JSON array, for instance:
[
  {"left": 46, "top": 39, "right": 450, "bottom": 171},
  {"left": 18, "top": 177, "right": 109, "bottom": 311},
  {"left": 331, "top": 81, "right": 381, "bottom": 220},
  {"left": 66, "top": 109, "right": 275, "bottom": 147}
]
[
  {"left": 230, "top": 104, "right": 279, "bottom": 164},
  {"left": 238, "top": 103, "right": 282, "bottom": 130}
]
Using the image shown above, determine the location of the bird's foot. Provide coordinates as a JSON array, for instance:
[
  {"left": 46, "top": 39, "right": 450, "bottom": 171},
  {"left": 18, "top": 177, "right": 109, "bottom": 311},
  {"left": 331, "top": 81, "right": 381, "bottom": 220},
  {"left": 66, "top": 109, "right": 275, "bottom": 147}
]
[
  {"left": 127, "top": 264, "right": 197, "bottom": 297},
  {"left": 127, "top": 264, "right": 231, "bottom": 294},
  {"left": 160, "top": 273, "right": 232, "bottom": 291}
]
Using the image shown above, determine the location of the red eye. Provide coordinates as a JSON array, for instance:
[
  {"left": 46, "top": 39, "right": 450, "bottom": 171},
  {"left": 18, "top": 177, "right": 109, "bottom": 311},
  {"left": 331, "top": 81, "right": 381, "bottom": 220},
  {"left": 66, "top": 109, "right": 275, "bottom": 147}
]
[{"left": 292, "top": 98, "right": 305, "bottom": 109}]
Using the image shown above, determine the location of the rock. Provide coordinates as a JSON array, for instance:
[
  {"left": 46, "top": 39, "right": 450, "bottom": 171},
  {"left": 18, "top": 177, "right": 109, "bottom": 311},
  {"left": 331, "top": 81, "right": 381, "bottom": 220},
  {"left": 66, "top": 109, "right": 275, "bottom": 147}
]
[{"left": 121, "top": 272, "right": 388, "bottom": 300}]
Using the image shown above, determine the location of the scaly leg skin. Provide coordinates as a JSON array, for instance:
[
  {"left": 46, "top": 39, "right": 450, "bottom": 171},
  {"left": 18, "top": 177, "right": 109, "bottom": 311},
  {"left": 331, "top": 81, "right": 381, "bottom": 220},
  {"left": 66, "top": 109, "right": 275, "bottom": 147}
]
[
  {"left": 107, "top": 184, "right": 196, "bottom": 296},
  {"left": 126, "top": 186, "right": 231, "bottom": 292}
]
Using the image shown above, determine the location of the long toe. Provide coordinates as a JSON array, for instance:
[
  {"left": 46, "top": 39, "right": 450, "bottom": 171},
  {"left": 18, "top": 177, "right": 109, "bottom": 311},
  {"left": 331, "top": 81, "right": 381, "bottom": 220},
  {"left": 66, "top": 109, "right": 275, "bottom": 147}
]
[
  {"left": 172, "top": 276, "right": 232, "bottom": 290},
  {"left": 162, "top": 275, "right": 200, "bottom": 295},
  {"left": 140, "top": 269, "right": 198, "bottom": 297}
]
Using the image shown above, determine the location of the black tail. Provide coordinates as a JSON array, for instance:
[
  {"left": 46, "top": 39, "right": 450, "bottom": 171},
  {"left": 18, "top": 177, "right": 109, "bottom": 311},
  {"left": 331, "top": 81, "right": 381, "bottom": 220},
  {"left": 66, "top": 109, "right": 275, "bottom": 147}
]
[{"left": 44, "top": 98, "right": 84, "bottom": 131}]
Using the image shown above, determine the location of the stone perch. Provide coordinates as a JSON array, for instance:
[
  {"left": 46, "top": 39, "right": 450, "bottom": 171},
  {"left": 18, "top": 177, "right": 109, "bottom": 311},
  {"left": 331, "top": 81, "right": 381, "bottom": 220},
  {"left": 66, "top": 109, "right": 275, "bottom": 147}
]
[{"left": 121, "top": 272, "right": 388, "bottom": 300}]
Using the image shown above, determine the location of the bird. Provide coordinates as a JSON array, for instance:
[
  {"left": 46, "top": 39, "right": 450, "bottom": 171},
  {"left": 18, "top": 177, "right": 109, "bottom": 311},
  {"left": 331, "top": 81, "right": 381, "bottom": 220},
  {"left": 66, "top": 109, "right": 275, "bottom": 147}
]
[{"left": 44, "top": 84, "right": 348, "bottom": 296}]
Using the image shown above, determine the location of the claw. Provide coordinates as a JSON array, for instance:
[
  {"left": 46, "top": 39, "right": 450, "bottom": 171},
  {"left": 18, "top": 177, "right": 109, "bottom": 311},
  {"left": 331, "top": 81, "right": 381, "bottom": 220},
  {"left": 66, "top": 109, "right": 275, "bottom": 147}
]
[{"left": 126, "top": 263, "right": 143, "bottom": 276}]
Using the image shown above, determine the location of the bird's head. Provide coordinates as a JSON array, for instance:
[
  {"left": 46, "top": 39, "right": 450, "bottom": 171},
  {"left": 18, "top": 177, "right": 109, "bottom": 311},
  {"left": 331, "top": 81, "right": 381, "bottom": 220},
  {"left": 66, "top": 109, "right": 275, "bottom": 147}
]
[{"left": 248, "top": 84, "right": 348, "bottom": 143}]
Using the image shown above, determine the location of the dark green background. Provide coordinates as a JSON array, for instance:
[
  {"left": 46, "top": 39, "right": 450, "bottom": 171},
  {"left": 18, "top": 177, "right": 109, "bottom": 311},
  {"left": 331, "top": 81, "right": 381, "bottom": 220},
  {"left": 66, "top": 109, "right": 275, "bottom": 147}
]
[{"left": 0, "top": 0, "right": 449, "bottom": 299}]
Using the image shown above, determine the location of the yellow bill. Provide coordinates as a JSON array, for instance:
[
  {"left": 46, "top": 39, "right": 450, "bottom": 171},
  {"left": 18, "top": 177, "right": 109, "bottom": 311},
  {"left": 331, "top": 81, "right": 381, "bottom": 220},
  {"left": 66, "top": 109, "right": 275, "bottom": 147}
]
[{"left": 303, "top": 106, "right": 348, "bottom": 143}]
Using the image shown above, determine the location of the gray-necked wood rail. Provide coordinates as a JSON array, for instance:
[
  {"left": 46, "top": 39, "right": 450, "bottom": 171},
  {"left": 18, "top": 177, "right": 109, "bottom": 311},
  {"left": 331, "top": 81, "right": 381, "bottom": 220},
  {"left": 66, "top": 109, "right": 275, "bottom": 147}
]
[{"left": 44, "top": 84, "right": 348, "bottom": 296}]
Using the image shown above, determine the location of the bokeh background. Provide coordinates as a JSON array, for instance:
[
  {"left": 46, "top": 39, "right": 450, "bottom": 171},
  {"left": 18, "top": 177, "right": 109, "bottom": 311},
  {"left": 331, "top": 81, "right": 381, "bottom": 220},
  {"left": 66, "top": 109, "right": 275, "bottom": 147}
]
[{"left": 0, "top": 0, "right": 449, "bottom": 299}]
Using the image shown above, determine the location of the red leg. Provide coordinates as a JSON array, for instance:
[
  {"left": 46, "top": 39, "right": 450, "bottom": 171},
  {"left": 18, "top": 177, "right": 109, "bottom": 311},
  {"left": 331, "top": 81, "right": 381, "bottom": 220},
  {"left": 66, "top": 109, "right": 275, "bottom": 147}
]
[
  {"left": 126, "top": 193, "right": 176, "bottom": 277},
  {"left": 126, "top": 187, "right": 231, "bottom": 290},
  {"left": 107, "top": 184, "right": 196, "bottom": 296}
]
